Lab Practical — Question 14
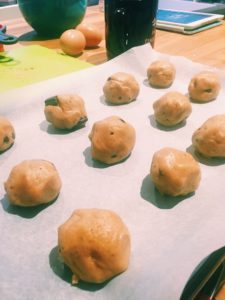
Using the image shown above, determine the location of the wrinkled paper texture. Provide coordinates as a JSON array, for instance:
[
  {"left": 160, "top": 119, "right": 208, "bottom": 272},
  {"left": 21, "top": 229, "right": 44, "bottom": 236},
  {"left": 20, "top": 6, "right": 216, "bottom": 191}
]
[{"left": 1, "top": 44, "right": 225, "bottom": 300}]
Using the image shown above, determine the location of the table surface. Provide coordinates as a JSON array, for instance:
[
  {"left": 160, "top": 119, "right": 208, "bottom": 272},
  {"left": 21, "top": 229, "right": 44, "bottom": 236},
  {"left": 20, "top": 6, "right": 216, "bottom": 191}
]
[{"left": 3, "top": 5, "right": 225, "bottom": 68}]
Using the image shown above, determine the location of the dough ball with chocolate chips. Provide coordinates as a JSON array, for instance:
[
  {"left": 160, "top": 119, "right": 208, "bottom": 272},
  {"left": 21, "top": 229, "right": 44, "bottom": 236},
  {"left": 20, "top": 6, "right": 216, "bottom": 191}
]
[
  {"left": 188, "top": 71, "right": 221, "bottom": 102},
  {"left": 150, "top": 147, "right": 201, "bottom": 196},
  {"left": 147, "top": 60, "right": 176, "bottom": 88},
  {"left": 0, "top": 116, "right": 15, "bottom": 152},
  {"left": 153, "top": 91, "right": 192, "bottom": 126},
  {"left": 103, "top": 72, "right": 140, "bottom": 104},
  {"left": 192, "top": 115, "right": 225, "bottom": 157},
  {"left": 58, "top": 208, "right": 131, "bottom": 284},
  {"left": 89, "top": 116, "right": 136, "bottom": 164},
  {"left": 4, "top": 159, "right": 62, "bottom": 207},
  {"left": 44, "top": 94, "right": 88, "bottom": 130}
]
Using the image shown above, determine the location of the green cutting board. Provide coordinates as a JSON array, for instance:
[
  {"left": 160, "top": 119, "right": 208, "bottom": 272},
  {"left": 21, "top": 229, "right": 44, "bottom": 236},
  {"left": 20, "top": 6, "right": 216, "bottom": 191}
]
[{"left": 0, "top": 45, "right": 92, "bottom": 93}]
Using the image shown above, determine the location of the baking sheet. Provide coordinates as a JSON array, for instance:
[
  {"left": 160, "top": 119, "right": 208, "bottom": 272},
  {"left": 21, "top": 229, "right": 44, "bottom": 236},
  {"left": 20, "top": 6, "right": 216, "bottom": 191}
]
[{"left": 1, "top": 44, "right": 225, "bottom": 300}]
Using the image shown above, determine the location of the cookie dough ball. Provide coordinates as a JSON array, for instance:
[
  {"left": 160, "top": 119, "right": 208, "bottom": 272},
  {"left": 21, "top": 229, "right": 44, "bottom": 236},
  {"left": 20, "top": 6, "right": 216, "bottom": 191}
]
[
  {"left": 0, "top": 116, "right": 15, "bottom": 152},
  {"left": 58, "top": 208, "right": 131, "bottom": 284},
  {"left": 150, "top": 147, "right": 201, "bottom": 196},
  {"left": 4, "top": 159, "right": 62, "bottom": 207},
  {"left": 89, "top": 116, "right": 136, "bottom": 164},
  {"left": 215, "top": 284, "right": 225, "bottom": 300},
  {"left": 192, "top": 115, "right": 225, "bottom": 157},
  {"left": 103, "top": 72, "right": 140, "bottom": 104},
  {"left": 188, "top": 71, "right": 221, "bottom": 102},
  {"left": 147, "top": 60, "right": 176, "bottom": 88},
  {"left": 153, "top": 91, "right": 192, "bottom": 126},
  {"left": 44, "top": 94, "right": 88, "bottom": 130}
]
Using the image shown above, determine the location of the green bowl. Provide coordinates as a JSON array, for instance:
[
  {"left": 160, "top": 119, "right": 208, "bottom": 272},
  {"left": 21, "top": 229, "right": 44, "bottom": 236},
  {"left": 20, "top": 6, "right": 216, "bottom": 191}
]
[{"left": 18, "top": 0, "right": 87, "bottom": 37}]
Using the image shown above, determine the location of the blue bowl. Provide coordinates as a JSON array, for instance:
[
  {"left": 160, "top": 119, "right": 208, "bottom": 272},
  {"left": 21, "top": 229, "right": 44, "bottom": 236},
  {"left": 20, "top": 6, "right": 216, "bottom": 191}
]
[{"left": 18, "top": 0, "right": 87, "bottom": 37}]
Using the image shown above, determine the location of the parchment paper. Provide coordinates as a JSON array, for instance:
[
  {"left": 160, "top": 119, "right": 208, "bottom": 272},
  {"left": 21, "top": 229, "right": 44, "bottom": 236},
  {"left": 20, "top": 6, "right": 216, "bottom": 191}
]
[{"left": 1, "top": 44, "right": 225, "bottom": 300}]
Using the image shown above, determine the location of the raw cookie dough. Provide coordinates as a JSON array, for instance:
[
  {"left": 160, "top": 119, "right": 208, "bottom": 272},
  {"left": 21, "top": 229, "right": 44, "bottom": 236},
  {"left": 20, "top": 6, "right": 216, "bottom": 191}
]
[
  {"left": 153, "top": 91, "right": 192, "bottom": 126},
  {"left": 103, "top": 72, "right": 140, "bottom": 104},
  {"left": 58, "top": 208, "right": 131, "bottom": 284},
  {"left": 215, "top": 283, "right": 225, "bottom": 300},
  {"left": 188, "top": 71, "right": 221, "bottom": 102},
  {"left": 44, "top": 94, "right": 88, "bottom": 129},
  {"left": 147, "top": 60, "right": 176, "bottom": 88},
  {"left": 150, "top": 147, "right": 201, "bottom": 196},
  {"left": 192, "top": 114, "right": 225, "bottom": 157},
  {"left": 0, "top": 116, "right": 15, "bottom": 152},
  {"left": 4, "top": 159, "right": 62, "bottom": 206},
  {"left": 89, "top": 116, "right": 136, "bottom": 164}
]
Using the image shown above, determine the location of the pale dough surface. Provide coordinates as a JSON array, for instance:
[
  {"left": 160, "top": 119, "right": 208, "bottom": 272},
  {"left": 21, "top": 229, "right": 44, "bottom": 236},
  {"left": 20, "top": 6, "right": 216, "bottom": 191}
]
[
  {"left": 147, "top": 60, "right": 176, "bottom": 88},
  {"left": 89, "top": 115, "right": 136, "bottom": 164},
  {"left": 2, "top": 44, "right": 225, "bottom": 300},
  {"left": 4, "top": 159, "right": 62, "bottom": 206},
  {"left": 44, "top": 94, "right": 87, "bottom": 129},
  {"left": 192, "top": 114, "right": 225, "bottom": 157},
  {"left": 153, "top": 91, "right": 192, "bottom": 126},
  {"left": 216, "top": 284, "right": 225, "bottom": 300},
  {"left": 103, "top": 72, "right": 140, "bottom": 104},
  {"left": 58, "top": 208, "right": 131, "bottom": 284},
  {"left": 150, "top": 147, "right": 201, "bottom": 196},
  {"left": 0, "top": 116, "right": 15, "bottom": 152},
  {"left": 188, "top": 71, "right": 221, "bottom": 102}
]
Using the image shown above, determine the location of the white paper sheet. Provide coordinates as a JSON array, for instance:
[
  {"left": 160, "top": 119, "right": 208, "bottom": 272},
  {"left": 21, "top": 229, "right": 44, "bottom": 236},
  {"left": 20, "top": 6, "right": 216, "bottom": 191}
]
[{"left": 1, "top": 44, "right": 225, "bottom": 300}]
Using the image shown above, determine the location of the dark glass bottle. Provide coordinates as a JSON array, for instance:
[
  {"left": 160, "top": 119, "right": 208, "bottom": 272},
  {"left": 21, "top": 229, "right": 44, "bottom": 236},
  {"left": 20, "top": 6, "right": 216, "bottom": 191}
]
[{"left": 105, "top": 0, "right": 158, "bottom": 59}]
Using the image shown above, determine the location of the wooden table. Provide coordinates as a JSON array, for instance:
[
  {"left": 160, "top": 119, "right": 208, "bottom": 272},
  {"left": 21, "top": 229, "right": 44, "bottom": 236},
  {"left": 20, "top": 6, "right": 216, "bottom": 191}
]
[{"left": 4, "top": 5, "right": 225, "bottom": 68}]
